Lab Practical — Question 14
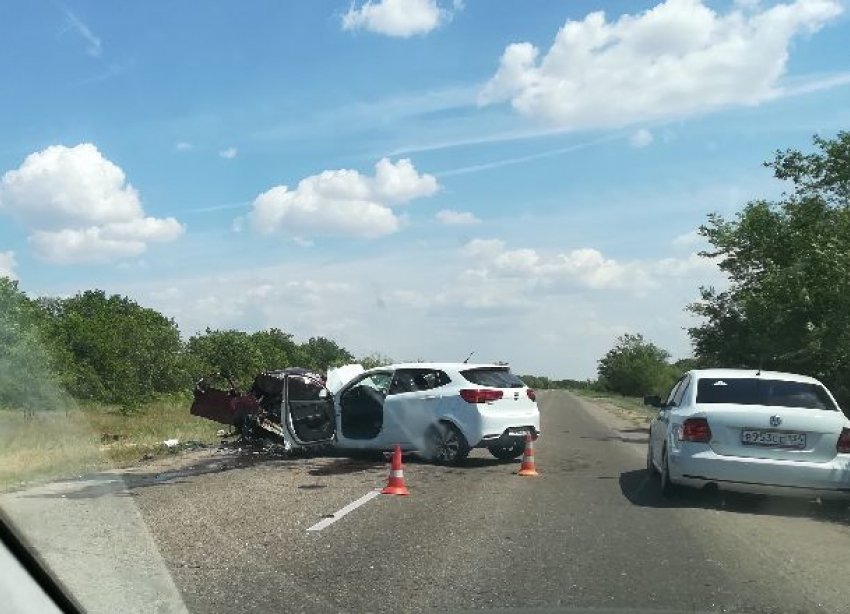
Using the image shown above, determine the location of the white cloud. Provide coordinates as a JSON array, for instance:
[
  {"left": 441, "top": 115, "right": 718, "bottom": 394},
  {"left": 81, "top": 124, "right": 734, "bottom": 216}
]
[
  {"left": 672, "top": 229, "right": 704, "bottom": 248},
  {"left": 0, "top": 251, "right": 17, "bottom": 280},
  {"left": 0, "top": 143, "right": 184, "bottom": 264},
  {"left": 29, "top": 218, "right": 183, "bottom": 265},
  {"left": 65, "top": 10, "right": 102, "bottom": 58},
  {"left": 461, "top": 238, "right": 506, "bottom": 259},
  {"left": 629, "top": 128, "right": 654, "bottom": 148},
  {"left": 462, "top": 238, "right": 719, "bottom": 292},
  {"left": 150, "top": 287, "right": 179, "bottom": 300},
  {"left": 219, "top": 147, "right": 238, "bottom": 159},
  {"left": 436, "top": 209, "right": 481, "bottom": 225},
  {"left": 342, "top": 0, "right": 449, "bottom": 37},
  {"left": 175, "top": 141, "right": 193, "bottom": 151},
  {"left": 247, "top": 158, "right": 438, "bottom": 239},
  {"left": 479, "top": 0, "right": 842, "bottom": 129},
  {"left": 371, "top": 157, "right": 439, "bottom": 203},
  {"left": 0, "top": 144, "right": 142, "bottom": 230}
]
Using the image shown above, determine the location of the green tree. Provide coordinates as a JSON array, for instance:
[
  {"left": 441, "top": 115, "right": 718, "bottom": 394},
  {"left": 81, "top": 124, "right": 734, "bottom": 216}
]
[
  {"left": 251, "top": 328, "right": 301, "bottom": 370},
  {"left": 520, "top": 375, "right": 551, "bottom": 389},
  {"left": 689, "top": 133, "right": 850, "bottom": 408},
  {"left": 359, "top": 352, "right": 394, "bottom": 370},
  {"left": 0, "top": 278, "right": 68, "bottom": 413},
  {"left": 186, "top": 329, "right": 265, "bottom": 388},
  {"left": 299, "top": 336, "right": 354, "bottom": 372},
  {"left": 597, "top": 334, "right": 677, "bottom": 397},
  {"left": 45, "top": 290, "right": 185, "bottom": 409}
]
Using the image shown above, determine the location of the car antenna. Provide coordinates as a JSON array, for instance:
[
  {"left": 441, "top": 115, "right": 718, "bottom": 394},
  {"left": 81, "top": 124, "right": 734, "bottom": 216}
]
[
  {"left": 463, "top": 351, "right": 475, "bottom": 364},
  {"left": 756, "top": 356, "right": 763, "bottom": 376}
]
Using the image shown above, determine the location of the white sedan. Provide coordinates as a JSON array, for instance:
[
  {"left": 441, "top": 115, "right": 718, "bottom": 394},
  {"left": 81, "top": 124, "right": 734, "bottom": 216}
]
[{"left": 646, "top": 369, "right": 850, "bottom": 503}]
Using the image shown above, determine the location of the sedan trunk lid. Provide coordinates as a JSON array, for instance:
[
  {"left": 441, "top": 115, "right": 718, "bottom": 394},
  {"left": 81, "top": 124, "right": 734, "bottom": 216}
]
[{"left": 702, "top": 404, "right": 846, "bottom": 463}]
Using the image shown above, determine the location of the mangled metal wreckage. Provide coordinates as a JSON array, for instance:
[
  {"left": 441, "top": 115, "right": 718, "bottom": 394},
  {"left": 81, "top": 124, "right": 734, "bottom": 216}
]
[{"left": 191, "top": 365, "right": 364, "bottom": 453}]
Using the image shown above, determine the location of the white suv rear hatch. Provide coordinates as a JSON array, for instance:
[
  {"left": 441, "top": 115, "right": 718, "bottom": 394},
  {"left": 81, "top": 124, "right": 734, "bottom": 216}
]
[{"left": 459, "top": 367, "right": 537, "bottom": 411}]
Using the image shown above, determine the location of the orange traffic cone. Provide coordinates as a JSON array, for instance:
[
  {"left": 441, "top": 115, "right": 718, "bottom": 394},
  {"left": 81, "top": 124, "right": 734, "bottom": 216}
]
[
  {"left": 381, "top": 444, "right": 410, "bottom": 495},
  {"left": 517, "top": 433, "right": 539, "bottom": 477}
]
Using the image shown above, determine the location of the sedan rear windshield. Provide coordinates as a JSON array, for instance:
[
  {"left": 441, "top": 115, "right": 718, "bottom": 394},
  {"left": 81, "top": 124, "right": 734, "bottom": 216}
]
[
  {"left": 460, "top": 367, "right": 525, "bottom": 388},
  {"left": 696, "top": 378, "right": 838, "bottom": 411}
]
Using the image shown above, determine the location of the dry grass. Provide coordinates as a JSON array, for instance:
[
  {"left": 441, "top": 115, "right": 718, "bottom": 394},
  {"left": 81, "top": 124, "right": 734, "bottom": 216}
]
[{"left": 0, "top": 398, "right": 222, "bottom": 490}]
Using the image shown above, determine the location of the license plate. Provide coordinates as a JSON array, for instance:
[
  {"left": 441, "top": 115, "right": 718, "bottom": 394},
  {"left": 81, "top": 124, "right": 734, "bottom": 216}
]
[
  {"left": 741, "top": 430, "right": 806, "bottom": 448},
  {"left": 507, "top": 428, "right": 529, "bottom": 437}
]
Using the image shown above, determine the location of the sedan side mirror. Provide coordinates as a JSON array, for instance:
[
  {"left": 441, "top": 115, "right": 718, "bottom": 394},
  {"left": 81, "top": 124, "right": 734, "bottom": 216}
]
[{"left": 643, "top": 395, "right": 664, "bottom": 408}]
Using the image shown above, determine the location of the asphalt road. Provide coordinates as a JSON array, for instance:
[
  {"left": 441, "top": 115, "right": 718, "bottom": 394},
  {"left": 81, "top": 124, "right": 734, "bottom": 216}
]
[{"left": 5, "top": 391, "right": 850, "bottom": 613}]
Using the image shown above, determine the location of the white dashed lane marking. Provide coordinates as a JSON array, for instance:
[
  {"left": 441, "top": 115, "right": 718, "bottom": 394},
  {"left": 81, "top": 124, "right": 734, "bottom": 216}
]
[{"left": 306, "top": 489, "right": 382, "bottom": 532}]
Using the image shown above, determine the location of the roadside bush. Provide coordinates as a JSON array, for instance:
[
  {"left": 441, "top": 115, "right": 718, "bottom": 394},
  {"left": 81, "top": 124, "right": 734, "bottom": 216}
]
[
  {"left": 359, "top": 353, "right": 394, "bottom": 370},
  {"left": 186, "top": 329, "right": 265, "bottom": 389},
  {"left": 597, "top": 334, "right": 678, "bottom": 398},
  {"left": 298, "top": 336, "right": 354, "bottom": 372},
  {"left": 43, "top": 291, "right": 186, "bottom": 411}
]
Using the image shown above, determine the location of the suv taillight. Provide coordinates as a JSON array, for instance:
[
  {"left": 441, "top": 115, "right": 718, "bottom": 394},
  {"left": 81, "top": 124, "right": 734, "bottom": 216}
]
[
  {"left": 527, "top": 389, "right": 536, "bottom": 401},
  {"left": 460, "top": 388, "right": 503, "bottom": 403},
  {"left": 838, "top": 428, "right": 850, "bottom": 454},
  {"left": 681, "top": 417, "right": 712, "bottom": 443}
]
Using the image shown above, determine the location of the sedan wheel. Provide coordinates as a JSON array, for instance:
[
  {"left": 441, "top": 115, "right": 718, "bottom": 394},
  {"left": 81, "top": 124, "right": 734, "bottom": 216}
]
[
  {"left": 659, "top": 446, "right": 679, "bottom": 497},
  {"left": 426, "top": 423, "right": 469, "bottom": 465},
  {"left": 646, "top": 441, "right": 658, "bottom": 475}
]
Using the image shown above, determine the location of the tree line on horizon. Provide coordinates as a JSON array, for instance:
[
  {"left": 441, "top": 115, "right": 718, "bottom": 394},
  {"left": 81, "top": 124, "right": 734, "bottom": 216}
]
[{"left": 0, "top": 283, "right": 358, "bottom": 412}]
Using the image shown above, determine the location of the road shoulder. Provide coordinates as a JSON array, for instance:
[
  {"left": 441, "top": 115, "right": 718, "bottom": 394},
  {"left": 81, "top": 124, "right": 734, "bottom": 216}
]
[{"left": 555, "top": 390, "right": 650, "bottom": 450}]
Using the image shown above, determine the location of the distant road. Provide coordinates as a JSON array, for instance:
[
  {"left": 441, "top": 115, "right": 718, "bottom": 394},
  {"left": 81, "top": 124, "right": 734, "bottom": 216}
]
[{"left": 5, "top": 391, "right": 850, "bottom": 613}]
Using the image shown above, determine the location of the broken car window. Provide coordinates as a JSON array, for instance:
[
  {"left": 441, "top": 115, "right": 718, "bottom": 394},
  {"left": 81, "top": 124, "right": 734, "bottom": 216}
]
[
  {"left": 389, "top": 369, "right": 451, "bottom": 394},
  {"left": 288, "top": 376, "right": 326, "bottom": 401}
]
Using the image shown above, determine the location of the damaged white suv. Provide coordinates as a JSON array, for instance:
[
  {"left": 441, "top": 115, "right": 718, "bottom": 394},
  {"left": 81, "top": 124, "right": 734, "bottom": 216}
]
[{"left": 191, "top": 362, "right": 541, "bottom": 464}]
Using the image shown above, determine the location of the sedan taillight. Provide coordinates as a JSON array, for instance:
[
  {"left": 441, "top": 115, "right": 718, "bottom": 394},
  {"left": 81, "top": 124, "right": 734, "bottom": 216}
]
[
  {"left": 681, "top": 417, "right": 712, "bottom": 443},
  {"left": 837, "top": 428, "right": 850, "bottom": 454},
  {"left": 460, "top": 388, "right": 503, "bottom": 403}
]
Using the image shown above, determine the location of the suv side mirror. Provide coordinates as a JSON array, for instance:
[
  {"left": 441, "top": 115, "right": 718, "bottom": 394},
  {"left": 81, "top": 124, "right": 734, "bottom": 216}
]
[{"left": 643, "top": 395, "right": 663, "bottom": 408}]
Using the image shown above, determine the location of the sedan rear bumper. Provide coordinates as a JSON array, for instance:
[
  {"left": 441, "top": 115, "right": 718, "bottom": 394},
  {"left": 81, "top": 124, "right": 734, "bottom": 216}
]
[{"left": 669, "top": 445, "right": 850, "bottom": 500}]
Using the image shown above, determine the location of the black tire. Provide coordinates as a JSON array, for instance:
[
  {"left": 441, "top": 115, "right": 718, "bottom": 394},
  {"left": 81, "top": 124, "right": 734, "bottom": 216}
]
[
  {"left": 659, "top": 446, "right": 679, "bottom": 498},
  {"left": 488, "top": 439, "right": 526, "bottom": 461},
  {"left": 425, "top": 422, "right": 470, "bottom": 465},
  {"left": 646, "top": 441, "right": 658, "bottom": 475}
]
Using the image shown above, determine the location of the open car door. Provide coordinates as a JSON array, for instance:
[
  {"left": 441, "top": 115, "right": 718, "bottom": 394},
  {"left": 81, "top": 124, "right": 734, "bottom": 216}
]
[
  {"left": 282, "top": 371, "right": 336, "bottom": 445},
  {"left": 191, "top": 369, "right": 335, "bottom": 447}
]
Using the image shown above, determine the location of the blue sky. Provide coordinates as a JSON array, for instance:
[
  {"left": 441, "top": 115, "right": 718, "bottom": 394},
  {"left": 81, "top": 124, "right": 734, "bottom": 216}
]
[{"left": 1, "top": 0, "right": 848, "bottom": 378}]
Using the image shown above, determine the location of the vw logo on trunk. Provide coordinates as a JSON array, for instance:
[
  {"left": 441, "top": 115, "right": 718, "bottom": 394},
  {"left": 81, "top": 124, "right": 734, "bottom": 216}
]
[{"left": 769, "top": 415, "right": 782, "bottom": 427}]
